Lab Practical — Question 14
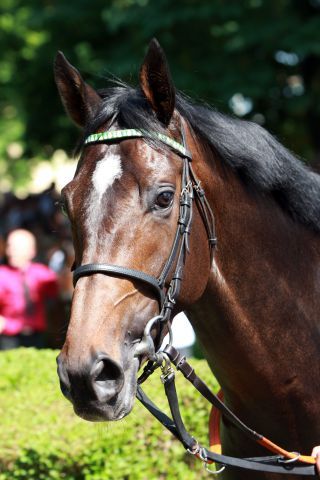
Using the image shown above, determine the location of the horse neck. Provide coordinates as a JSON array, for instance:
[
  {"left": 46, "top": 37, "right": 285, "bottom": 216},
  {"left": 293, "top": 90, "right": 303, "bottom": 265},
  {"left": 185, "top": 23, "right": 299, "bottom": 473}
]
[{"left": 187, "top": 154, "right": 320, "bottom": 423}]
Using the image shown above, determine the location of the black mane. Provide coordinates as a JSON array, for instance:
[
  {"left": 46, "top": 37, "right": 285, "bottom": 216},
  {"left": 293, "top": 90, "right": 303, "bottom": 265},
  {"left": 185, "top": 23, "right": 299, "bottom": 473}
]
[{"left": 83, "top": 83, "right": 320, "bottom": 233}]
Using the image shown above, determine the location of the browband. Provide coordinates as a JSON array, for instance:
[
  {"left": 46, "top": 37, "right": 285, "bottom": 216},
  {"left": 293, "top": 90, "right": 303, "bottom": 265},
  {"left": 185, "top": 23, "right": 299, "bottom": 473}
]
[{"left": 85, "top": 129, "right": 192, "bottom": 160}]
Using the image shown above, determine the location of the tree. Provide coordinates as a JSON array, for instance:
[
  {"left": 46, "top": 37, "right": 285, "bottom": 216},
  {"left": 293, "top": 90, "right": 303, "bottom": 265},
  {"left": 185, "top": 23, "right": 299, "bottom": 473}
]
[{"left": 1, "top": 0, "right": 320, "bottom": 186}]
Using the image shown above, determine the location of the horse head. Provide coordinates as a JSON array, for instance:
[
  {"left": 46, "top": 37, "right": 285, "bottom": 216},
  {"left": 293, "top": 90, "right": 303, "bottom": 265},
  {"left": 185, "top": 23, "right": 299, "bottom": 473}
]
[{"left": 55, "top": 40, "right": 213, "bottom": 421}]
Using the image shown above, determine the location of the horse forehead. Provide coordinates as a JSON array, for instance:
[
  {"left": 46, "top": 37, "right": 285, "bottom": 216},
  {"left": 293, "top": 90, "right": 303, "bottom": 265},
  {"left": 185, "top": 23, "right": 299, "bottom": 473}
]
[
  {"left": 92, "top": 147, "right": 123, "bottom": 199},
  {"left": 90, "top": 141, "right": 154, "bottom": 196},
  {"left": 74, "top": 138, "right": 179, "bottom": 200},
  {"left": 120, "top": 138, "right": 177, "bottom": 170}
]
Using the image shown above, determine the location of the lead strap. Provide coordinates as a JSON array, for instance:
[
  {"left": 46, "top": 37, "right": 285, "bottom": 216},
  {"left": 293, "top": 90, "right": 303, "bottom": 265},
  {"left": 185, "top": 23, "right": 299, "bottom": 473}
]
[{"left": 136, "top": 353, "right": 317, "bottom": 476}]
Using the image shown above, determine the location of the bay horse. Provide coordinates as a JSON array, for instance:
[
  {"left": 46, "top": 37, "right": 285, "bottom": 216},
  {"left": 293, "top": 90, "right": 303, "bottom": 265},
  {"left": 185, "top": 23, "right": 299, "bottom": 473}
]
[{"left": 54, "top": 40, "right": 320, "bottom": 479}]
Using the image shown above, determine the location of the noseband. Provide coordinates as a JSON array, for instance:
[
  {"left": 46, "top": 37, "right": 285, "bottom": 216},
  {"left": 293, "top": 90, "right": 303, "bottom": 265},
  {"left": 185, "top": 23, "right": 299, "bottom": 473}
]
[{"left": 73, "top": 124, "right": 217, "bottom": 356}]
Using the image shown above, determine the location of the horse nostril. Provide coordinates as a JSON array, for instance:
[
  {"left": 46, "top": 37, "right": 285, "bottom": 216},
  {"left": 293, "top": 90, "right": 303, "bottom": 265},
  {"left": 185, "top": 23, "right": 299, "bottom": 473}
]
[
  {"left": 93, "top": 359, "right": 120, "bottom": 382},
  {"left": 90, "top": 355, "right": 124, "bottom": 402}
]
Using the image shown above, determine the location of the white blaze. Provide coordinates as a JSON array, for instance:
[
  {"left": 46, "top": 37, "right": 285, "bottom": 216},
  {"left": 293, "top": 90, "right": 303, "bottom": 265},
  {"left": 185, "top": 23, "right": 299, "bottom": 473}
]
[
  {"left": 92, "top": 153, "right": 123, "bottom": 199},
  {"left": 83, "top": 151, "right": 123, "bottom": 250}
]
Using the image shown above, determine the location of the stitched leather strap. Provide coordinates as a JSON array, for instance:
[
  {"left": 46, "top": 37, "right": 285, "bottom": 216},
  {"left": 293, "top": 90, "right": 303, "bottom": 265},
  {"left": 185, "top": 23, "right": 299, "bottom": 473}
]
[
  {"left": 163, "top": 344, "right": 262, "bottom": 442},
  {"left": 163, "top": 345, "right": 316, "bottom": 467},
  {"left": 73, "top": 264, "right": 164, "bottom": 304},
  {"left": 136, "top": 385, "right": 316, "bottom": 475}
]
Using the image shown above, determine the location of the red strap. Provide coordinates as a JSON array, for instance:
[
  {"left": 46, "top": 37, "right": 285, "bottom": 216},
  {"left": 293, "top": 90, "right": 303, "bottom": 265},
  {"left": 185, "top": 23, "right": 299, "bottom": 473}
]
[{"left": 208, "top": 389, "right": 223, "bottom": 454}]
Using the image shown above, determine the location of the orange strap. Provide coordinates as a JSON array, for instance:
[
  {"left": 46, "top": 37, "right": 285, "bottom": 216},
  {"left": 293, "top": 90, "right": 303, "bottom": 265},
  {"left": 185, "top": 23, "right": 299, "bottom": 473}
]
[
  {"left": 208, "top": 389, "right": 223, "bottom": 454},
  {"left": 209, "top": 389, "right": 316, "bottom": 465},
  {"left": 258, "top": 437, "right": 316, "bottom": 464}
]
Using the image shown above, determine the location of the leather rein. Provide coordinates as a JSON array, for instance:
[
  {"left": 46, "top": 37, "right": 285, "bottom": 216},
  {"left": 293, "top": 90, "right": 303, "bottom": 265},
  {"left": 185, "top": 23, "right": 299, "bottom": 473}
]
[{"left": 73, "top": 124, "right": 316, "bottom": 477}]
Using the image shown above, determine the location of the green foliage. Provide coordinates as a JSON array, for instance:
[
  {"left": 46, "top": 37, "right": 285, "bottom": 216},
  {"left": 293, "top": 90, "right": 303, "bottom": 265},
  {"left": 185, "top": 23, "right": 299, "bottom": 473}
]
[
  {"left": 0, "top": 349, "right": 219, "bottom": 479},
  {"left": 1, "top": 0, "right": 320, "bottom": 187}
]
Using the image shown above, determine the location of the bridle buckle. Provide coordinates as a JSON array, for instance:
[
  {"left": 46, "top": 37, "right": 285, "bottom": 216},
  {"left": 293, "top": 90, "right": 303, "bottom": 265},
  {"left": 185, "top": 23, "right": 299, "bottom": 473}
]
[{"left": 160, "top": 352, "right": 175, "bottom": 383}]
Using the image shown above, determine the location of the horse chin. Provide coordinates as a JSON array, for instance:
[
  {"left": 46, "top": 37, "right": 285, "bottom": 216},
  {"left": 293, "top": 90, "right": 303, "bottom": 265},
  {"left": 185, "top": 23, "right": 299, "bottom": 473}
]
[{"left": 73, "top": 397, "right": 134, "bottom": 422}]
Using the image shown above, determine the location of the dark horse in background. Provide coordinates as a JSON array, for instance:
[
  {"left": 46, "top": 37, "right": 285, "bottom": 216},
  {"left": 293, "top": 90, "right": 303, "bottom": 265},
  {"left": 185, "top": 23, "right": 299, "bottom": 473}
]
[{"left": 54, "top": 40, "right": 320, "bottom": 479}]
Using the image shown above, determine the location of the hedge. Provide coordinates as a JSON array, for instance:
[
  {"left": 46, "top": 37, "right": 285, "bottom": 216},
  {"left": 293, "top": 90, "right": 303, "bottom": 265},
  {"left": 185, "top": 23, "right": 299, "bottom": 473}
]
[{"left": 0, "top": 349, "right": 219, "bottom": 480}]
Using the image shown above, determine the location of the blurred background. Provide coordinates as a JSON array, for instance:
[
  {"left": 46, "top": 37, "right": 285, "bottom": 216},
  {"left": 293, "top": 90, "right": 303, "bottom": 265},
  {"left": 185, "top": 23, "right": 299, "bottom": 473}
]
[{"left": 0, "top": 0, "right": 320, "bottom": 349}]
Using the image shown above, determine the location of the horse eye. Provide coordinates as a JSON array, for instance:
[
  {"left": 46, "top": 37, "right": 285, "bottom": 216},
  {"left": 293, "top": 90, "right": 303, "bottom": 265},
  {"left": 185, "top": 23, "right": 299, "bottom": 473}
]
[{"left": 155, "top": 191, "right": 174, "bottom": 209}]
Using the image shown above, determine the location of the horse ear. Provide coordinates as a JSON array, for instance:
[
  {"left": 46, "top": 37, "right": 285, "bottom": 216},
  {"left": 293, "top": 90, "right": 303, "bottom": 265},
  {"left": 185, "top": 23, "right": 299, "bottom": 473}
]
[
  {"left": 139, "top": 39, "right": 175, "bottom": 126},
  {"left": 54, "top": 51, "right": 101, "bottom": 128}
]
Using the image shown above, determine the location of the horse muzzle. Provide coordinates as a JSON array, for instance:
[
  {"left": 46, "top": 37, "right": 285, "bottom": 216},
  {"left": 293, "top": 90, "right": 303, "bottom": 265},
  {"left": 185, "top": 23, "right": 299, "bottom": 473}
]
[{"left": 56, "top": 352, "right": 138, "bottom": 421}]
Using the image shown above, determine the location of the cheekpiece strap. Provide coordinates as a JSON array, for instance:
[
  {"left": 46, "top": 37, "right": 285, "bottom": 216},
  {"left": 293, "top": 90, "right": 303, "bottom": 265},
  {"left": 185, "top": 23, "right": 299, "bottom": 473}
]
[{"left": 85, "top": 129, "right": 192, "bottom": 160}]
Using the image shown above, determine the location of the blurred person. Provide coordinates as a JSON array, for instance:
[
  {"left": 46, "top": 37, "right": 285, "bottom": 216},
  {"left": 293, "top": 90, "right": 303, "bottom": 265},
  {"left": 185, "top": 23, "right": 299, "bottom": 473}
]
[
  {"left": 0, "top": 229, "right": 58, "bottom": 349},
  {"left": 48, "top": 240, "right": 74, "bottom": 298}
]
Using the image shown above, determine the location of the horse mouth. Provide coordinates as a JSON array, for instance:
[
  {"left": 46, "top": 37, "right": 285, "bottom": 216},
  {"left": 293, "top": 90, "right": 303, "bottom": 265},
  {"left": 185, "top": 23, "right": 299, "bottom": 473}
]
[
  {"left": 70, "top": 381, "right": 137, "bottom": 421},
  {"left": 73, "top": 397, "right": 133, "bottom": 422}
]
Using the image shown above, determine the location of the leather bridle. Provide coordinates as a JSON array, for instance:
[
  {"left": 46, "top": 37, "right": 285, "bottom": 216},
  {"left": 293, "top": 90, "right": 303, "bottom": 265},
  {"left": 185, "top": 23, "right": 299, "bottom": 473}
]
[
  {"left": 72, "top": 123, "right": 316, "bottom": 476},
  {"left": 73, "top": 124, "right": 217, "bottom": 353}
]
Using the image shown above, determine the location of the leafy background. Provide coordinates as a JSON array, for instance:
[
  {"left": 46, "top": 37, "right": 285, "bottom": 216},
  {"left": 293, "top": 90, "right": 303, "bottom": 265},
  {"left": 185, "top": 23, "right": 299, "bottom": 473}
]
[
  {"left": 0, "top": 349, "right": 219, "bottom": 479},
  {"left": 1, "top": 0, "right": 320, "bottom": 189},
  {"left": 0, "top": 3, "right": 319, "bottom": 476}
]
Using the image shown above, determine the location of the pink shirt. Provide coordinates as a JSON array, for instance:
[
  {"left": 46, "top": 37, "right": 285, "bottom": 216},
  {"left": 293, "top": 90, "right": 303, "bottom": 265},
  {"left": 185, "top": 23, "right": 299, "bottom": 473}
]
[{"left": 0, "top": 263, "right": 58, "bottom": 335}]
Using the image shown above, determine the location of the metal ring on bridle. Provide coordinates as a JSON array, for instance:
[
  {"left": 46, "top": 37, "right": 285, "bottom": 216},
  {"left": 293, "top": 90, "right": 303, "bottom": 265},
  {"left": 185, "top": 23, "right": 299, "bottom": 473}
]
[
  {"left": 186, "top": 439, "right": 201, "bottom": 456},
  {"left": 198, "top": 448, "right": 226, "bottom": 476},
  {"left": 134, "top": 315, "right": 163, "bottom": 360},
  {"left": 278, "top": 452, "right": 301, "bottom": 464},
  {"left": 204, "top": 463, "right": 226, "bottom": 475}
]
